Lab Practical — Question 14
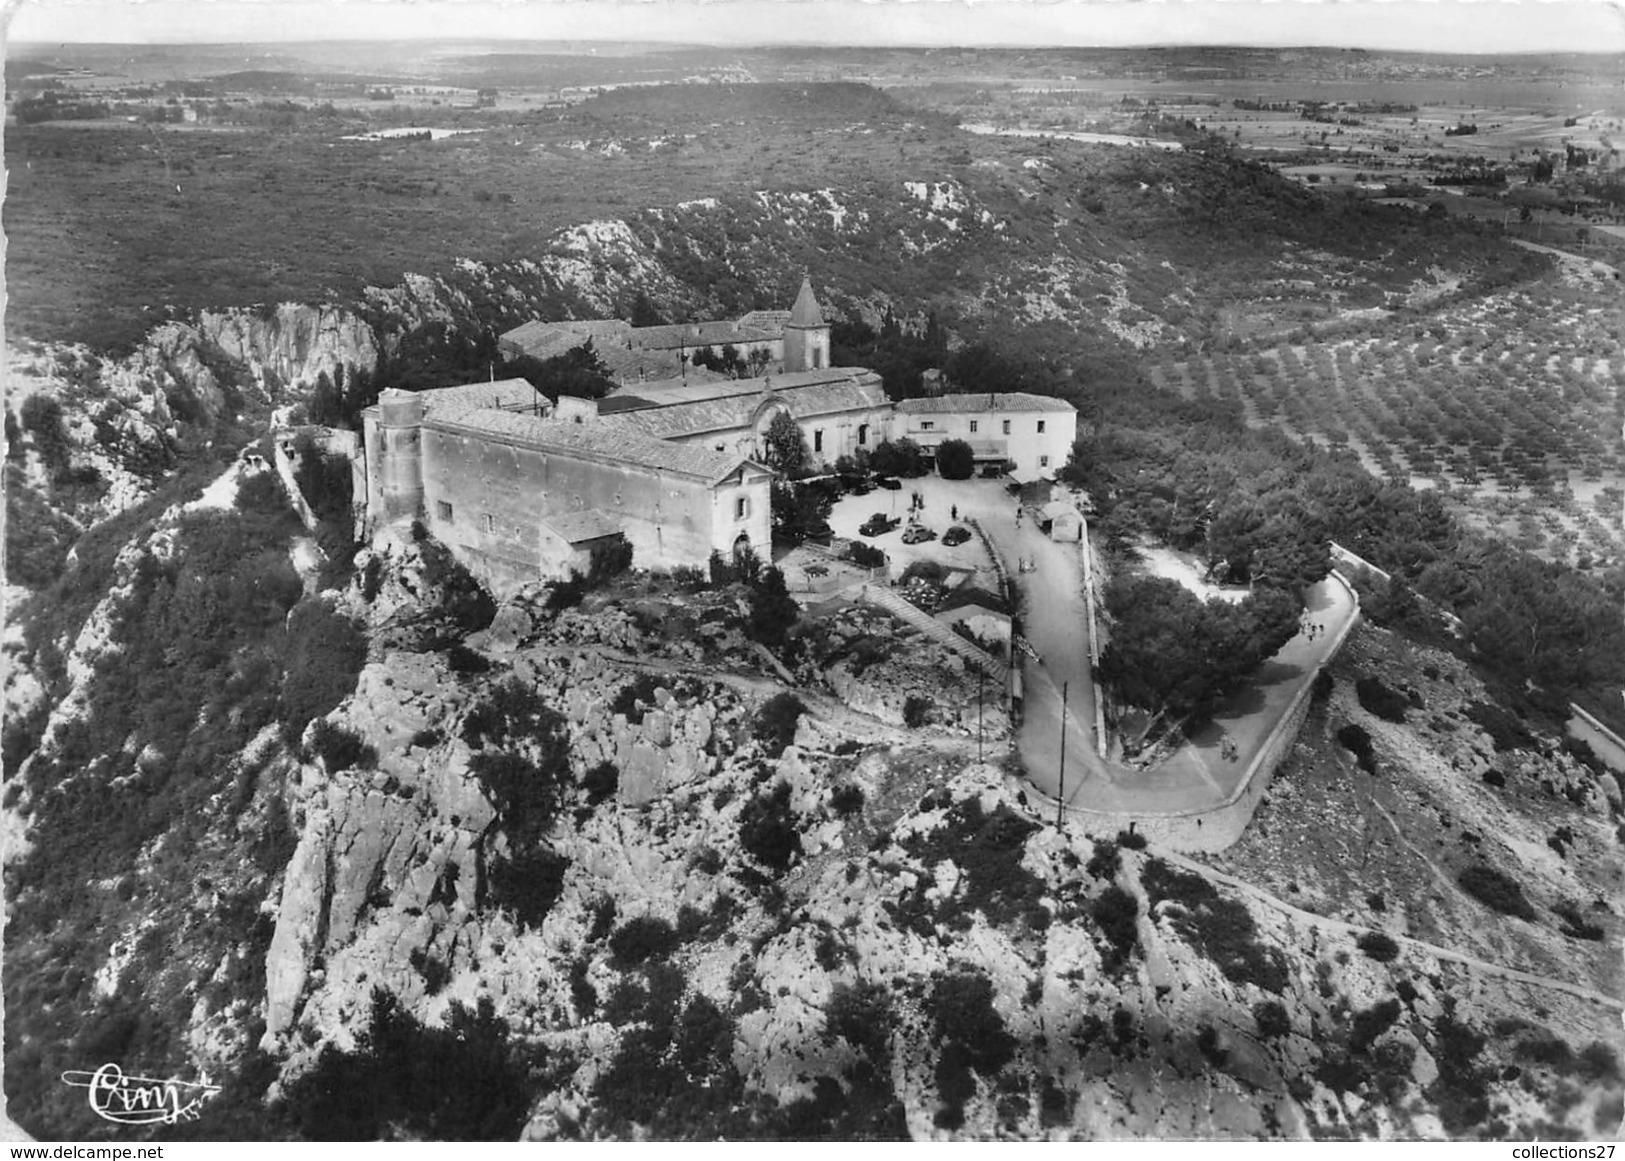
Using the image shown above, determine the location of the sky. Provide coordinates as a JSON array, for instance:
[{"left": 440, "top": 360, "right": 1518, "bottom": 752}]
[{"left": 5, "top": 0, "right": 1625, "bottom": 54}]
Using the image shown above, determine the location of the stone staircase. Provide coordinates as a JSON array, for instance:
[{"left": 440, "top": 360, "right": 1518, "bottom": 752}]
[{"left": 859, "top": 583, "right": 1010, "bottom": 687}]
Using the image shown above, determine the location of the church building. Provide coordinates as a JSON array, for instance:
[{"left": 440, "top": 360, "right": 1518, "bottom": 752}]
[{"left": 360, "top": 280, "right": 1077, "bottom": 594}]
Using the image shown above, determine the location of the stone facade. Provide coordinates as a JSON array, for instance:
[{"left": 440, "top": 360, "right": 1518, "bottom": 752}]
[
  {"left": 362, "top": 386, "right": 771, "bottom": 594},
  {"left": 895, "top": 393, "right": 1078, "bottom": 480}
]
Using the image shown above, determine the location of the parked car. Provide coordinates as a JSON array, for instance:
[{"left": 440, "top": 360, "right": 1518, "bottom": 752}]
[
  {"left": 859, "top": 512, "right": 899, "bottom": 538},
  {"left": 875, "top": 476, "right": 902, "bottom": 491},
  {"left": 901, "top": 523, "right": 937, "bottom": 545},
  {"left": 942, "top": 525, "right": 972, "bottom": 547}
]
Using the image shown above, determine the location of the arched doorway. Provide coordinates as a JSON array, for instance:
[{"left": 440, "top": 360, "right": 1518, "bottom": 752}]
[{"left": 732, "top": 533, "right": 754, "bottom": 565}]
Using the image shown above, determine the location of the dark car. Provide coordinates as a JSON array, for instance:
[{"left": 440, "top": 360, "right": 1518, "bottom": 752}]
[
  {"left": 875, "top": 477, "right": 902, "bottom": 491},
  {"left": 942, "top": 525, "right": 972, "bottom": 547},
  {"left": 859, "top": 512, "right": 898, "bottom": 537}
]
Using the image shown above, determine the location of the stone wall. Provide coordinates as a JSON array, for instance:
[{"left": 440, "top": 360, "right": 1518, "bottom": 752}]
[
  {"left": 417, "top": 424, "right": 769, "bottom": 594},
  {"left": 1568, "top": 702, "right": 1625, "bottom": 775}
]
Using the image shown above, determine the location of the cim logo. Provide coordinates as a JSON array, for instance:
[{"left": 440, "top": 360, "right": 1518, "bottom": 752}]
[{"left": 61, "top": 1064, "right": 221, "bottom": 1126}]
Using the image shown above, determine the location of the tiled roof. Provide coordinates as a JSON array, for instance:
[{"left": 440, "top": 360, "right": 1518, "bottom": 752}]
[
  {"left": 788, "top": 277, "right": 825, "bottom": 328},
  {"left": 615, "top": 367, "right": 880, "bottom": 405},
  {"left": 894, "top": 392, "right": 1077, "bottom": 415},
  {"left": 419, "top": 378, "right": 548, "bottom": 415},
  {"left": 737, "top": 309, "right": 791, "bottom": 332},
  {"left": 630, "top": 320, "right": 781, "bottom": 352},
  {"left": 498, "top": 318, "right": 632, "bottom": 358},
  {"left": 542, "top": 509, "right": 624, "bottom": 543},
  {"left": 426, "top": 408, "right": 756, "bottom": 484},
  {"left": 605, "top": 376, "right": 890, "bottom": 441}
]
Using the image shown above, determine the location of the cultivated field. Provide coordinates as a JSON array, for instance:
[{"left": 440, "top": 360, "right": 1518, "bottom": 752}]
[{"left": 1150, "top": 271, "right": 1625, "bottom": 570}]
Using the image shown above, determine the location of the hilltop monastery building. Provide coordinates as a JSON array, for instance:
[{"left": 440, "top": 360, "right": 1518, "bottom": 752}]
[{"left": 361, "top": 279, "right": 1076, "bottom": 592}]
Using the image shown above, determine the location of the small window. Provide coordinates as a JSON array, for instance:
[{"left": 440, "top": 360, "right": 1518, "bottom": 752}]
[
  {"left": 858, "top": 424, "right": 869, "bottom": 446},
  {"left": 437, "top": 501, "right": 454, "bottom": 522},
  {"left": 814, "top": 429, "right": 824, "bottom": 453},
  {"left": 1002, "top": 419, "right": 1011, "bottom": 435},
  {"left": 921, "top": 421, "right": 935, "bottom": 431},
  {"left": 735, "top": 496, "right": 749, "bottom": 520},
  {"left": 1040, "top": 455, "right": 1051, "bottom": 468},
  {"left": 483, "top": 513, "right": 496, "bottom": 533},
  {"left": 1037, "top": 419, "right": 1046, "bottom": 433},
  {"left": 969, "top": 420, "right": 979, "bottom": 433}
]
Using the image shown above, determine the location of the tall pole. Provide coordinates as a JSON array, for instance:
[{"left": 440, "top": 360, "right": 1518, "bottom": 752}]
[
  {"left": 977, "top": 663, "right": 985, "bottom": 764},
  {"left": 1057, "top": 680, "right": 1068, "bottom": 830}
]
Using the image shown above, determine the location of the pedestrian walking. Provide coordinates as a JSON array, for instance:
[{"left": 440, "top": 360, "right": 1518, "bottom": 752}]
[{"left": 951, "top": 504, "right": 958, "bottom": 521}]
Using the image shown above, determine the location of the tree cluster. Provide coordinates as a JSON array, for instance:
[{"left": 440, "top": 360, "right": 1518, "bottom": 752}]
[{"left": 1099, "top": 575, "right": 1300, "bottom": 736}]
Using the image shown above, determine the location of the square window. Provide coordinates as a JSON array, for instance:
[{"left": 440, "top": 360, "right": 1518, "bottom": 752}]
[
  {"left": 1038, "top": 419, "right": 1047, "bottom": 433},
  {"left": 921, "top": 421, "right": 934, "bottom": 431},
  {"left": 1040, "top": 455, "right": 1051, "bottom": 468},
  {"left": 437, "top": 500, "right": 453, "bottom": 522}
]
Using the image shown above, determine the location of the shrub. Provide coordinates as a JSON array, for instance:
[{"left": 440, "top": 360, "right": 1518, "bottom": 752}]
[
  {"left": 1337, "top": 722, "right": 1378, "bottom": 776},
  {"left": 826, "top": 979, "right": 894, "bottom": 1063},
  {"left": 1086, "top": 839, "right": 1121, "bottom": 881},
  {"left": 1253, "top": 1000, "right": 1291, "bottom": 1039},
  {"left": 900, "top": 559, "right": 948, "bottom": 585},
  {"left": 587, "top": 537, "right": 634, "bottom": 584},
  {"left": 899, "top": 799, "right": 1044, "bottom": 931},
  {"left": 846, "top": 540, "right": 886, "bottom": 569},
  {"left": 936, "top": 438, "right": 975, "bottom": 480},
  {"left": 612, "top": 673, "right": 664, "bottom": 725},
  {"left": 487, "top": 847, "right": 569, "bottom": 929},
  {"left": 1356, "top": 675, "right": 1411, "bottom": 723},
  {"left": 1552, "top": 900, "right": 1604, "bottom": 941},
  {"left": 470, "top": 749, "right": 568, "bottom": 840},
  {"left": 1310, "top": 670, "right": 1335, "bottom": 704},
  {"left": 1117, "top": 828, "right": 1147, "bottom": 850},
  {"left": 1141, "top": 858, "right": 1289, "bottom": 993},
  {"left": 608, "top": 915, "right": 680, "bottom": 966},
  {"left": 753, "top": 692, "right": 806, "bottom": 758},
  {"left": 1464, "top": 700, "right": 1535, "bottom": 752},
  {"left": 1092, "top": 885, "right": 1140, "bottom": 970},
  {"left": 739, "top": 782, "right": 799, "bottom": 873},
  {"left": 927, "top": 969, "right": 1016, "bottom": 1076},
  {"left": 903, "top": 695, "right": 931, "bottom": 728},
  {"left": 746, "top": 565, "right": 799, "bottom": 650},
  {"left": 830, "top": 783, "right": 865, "bottom": 816},
  {"left": 1357, "top": 931, "right": 1401, "bottom": 962},
  {"left": 445, "top": 642, "right": 490, "bottom": 675},
  {"left": 280, "top": 599, "right": 367, "bottom": 740},
  {"left": 308, "top": 719, "right": 377, "bottom": 771},
  {"left": 1457, "top": 864, "right": 1537, "bottom": 920},
  {"left": 582, "top": 761, "right": 619, "bottom": 807},
  {"left": 277, "top": 989, "right": 534, "bottom": 1140},
  {"left": 1350, "top": 998, "right": 1403, "bottom": 1053}
]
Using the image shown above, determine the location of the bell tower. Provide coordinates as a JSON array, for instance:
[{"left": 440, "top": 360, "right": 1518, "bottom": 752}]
[{"left": 783, "top": 275, "right": 830, "bottom": 373}]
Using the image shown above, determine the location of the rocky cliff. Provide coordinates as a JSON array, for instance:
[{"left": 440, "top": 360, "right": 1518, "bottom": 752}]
[{"left": 6, "top": 458, "right": 1618, "bottom": 1141}]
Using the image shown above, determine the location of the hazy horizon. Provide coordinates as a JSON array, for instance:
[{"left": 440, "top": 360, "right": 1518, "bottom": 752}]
[{"left": 6, "top": 0, "right": 1625, "bottom": 56}]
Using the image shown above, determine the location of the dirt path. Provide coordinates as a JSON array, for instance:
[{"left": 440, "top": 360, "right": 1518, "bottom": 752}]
[{"left": 1156, "top": 849, "right": 1624, "bottom": 1012}]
